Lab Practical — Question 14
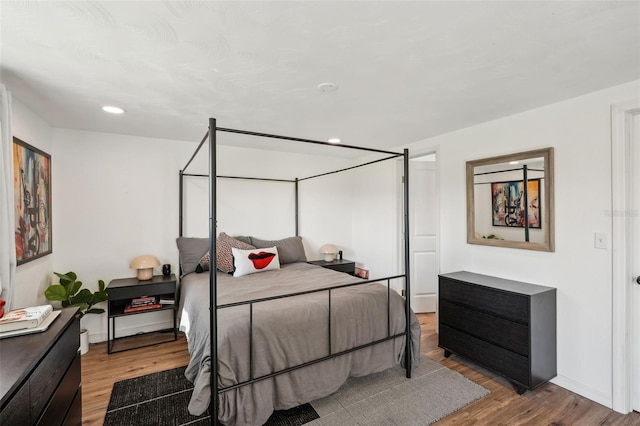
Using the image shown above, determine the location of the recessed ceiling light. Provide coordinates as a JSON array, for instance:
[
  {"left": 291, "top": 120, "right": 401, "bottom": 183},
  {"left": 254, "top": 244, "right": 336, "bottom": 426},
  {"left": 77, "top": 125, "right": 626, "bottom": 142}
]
[
  {"left": 509, "top": 161, "right": 519, "bottom": 165},
  {"left": 328, "top": 138, "right": 341, "bottom": 144},
  {"left": 102, "top": 105, "right": 125, "bottom": 114}
]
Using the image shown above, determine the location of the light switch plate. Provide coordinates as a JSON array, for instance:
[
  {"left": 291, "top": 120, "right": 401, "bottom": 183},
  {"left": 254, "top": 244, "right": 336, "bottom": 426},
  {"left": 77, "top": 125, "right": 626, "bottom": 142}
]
[{"left": 594, "top": 232, "right": 608, "bottom": 249}]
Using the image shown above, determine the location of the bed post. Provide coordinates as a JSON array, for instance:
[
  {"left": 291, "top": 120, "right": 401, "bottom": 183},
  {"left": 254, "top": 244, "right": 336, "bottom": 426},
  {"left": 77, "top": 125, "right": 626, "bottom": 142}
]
[
  {"left": 294, "top": 178, "right": 299, "bottom": 236},
  {"left": 522, "top": 165, "right": 530, "bottom": 242},
  {"left": 403, "top": 148, "right": 412, "bottom": 378},
  {"left": 179, "top": 171, "right": 184, "bottom": 277},
  {"left": 179, "top": 171, "right": 184, "bottom": 237},
  {"left": 209, "top": 118, "right": 218, "bottom": 424}
]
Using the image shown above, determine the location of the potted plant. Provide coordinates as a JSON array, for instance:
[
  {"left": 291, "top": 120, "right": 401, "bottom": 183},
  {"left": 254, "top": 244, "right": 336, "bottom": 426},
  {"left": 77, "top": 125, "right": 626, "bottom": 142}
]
[{"left": 45, "top": 271, "right": 108, "bottom": 354}]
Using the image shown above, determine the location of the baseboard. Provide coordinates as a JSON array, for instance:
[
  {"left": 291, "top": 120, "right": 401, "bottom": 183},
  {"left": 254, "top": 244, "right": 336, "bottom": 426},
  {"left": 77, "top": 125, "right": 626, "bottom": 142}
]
[
  {"left": 551, "top": 374, "right": 612, "bottom": 409},
  {"left": 89, "top": 320, "right": 175, "bottom": 344},
  {"left": 413, "top": 294, "right": 436, "bottom": 313}
]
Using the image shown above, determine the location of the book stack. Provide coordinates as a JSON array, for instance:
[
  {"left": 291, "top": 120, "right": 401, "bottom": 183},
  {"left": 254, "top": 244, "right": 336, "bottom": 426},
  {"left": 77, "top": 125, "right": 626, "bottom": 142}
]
[
  {"left": 0, "top": 304, "right": 54, "bottom": 333},
  {"left": 123, "top": 296, "right": 162, "bottom": 313}
]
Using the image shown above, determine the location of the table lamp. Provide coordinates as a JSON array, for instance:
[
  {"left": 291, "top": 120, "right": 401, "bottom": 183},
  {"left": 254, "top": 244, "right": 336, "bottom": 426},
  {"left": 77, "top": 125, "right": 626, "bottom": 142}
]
[
  {"left": 130, "top": 255, "right": 161, "bottom": 280},
  {"left": 319, "top": 244, "right": 338, "bottom": 262}
]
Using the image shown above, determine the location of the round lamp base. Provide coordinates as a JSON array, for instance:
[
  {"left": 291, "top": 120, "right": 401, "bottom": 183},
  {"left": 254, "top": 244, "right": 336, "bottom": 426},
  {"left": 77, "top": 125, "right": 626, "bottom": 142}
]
[
  {"left": 323, "top": 253, "right": 336, "bottom": 262},
  {"left": 137, "top": 268, "right": 154, "bottom": 280}
]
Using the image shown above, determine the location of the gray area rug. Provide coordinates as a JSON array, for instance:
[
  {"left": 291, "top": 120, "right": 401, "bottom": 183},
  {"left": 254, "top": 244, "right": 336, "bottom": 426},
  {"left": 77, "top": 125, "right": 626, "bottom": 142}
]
[
  {"left": 307, "top": 356, "right": 489, "bottom": 425},
  {"left": 104, "top": 356, "right": 489, "bottom": 425}
]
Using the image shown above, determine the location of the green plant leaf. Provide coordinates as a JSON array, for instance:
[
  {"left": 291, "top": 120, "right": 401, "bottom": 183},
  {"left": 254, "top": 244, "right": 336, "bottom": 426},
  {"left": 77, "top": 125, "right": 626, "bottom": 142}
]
[
  {"left": 73, "top": 302, "right": 89, "bottom": 312},
  {"left": 69, "top": 281, "right": 82, "bottom": 296},
  {"left": 44, "top": 284, "right": 68, "bottom": 301},
  {"left": 54, "top": 272, "right": 72, "bottom": 286},
  {"left": 71, "top": 288, "right": 93, "bottom": 305},
  {"left": 86, "top": 308, "right": 105, "bottom": 315}
]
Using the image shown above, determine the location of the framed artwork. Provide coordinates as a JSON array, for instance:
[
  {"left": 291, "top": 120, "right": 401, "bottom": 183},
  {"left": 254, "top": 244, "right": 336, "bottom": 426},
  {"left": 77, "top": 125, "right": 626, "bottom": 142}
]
[
  {"left": 13, "top": 137, "right": 52, "bottom": 265},
  {"left": 491, "top": 179, "right": 541, "bottom": 228}
]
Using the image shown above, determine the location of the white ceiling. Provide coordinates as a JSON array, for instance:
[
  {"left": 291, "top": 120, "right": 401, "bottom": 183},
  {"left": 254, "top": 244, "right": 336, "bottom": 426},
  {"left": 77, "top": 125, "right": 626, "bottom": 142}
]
[{"left": 1, "top": 1, "right": 638, "bottom": 153}]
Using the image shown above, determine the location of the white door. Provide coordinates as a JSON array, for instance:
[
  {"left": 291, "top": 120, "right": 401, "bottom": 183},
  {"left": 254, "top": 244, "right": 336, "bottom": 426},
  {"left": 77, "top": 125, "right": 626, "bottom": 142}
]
[
  {"left": 409, "top": 155, "right": 438, "bottom": 313},
  {"left": 632, "top": 112, "right": 640, "bottom": 412}
]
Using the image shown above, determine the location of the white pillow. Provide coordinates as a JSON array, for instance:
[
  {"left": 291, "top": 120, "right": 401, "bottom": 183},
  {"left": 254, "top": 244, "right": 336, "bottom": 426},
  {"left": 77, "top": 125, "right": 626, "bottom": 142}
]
[{"left": 232, "top": 246, "right": 280, "bottom": 277}]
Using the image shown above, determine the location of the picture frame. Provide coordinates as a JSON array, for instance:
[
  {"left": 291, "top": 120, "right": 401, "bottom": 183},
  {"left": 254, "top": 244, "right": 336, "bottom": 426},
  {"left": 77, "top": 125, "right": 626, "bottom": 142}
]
[
  {"left": 13, "top": 137, "right": 52, "bottom": 265},
  {"left": 491, "top": 178, "right": 541, "bottom": 228}
]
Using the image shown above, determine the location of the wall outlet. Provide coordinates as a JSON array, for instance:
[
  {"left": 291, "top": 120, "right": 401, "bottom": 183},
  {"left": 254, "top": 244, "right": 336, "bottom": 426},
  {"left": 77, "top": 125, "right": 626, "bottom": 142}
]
[{"left": 594, "top": 232, "right": 608, "bottom": 249}]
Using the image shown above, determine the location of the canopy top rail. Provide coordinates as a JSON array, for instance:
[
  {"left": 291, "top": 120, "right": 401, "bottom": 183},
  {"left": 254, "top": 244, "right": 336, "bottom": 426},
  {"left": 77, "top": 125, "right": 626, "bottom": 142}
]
[
  {"left": 181, "top": 173, "right": 296, "bottom": 183},
  {"left": 182, "top": 123, "right": 405, "bottom": 173},
  {"left": 182, "top": 130, "right": 209, "bottom": 173},
  {"left": 298, "top": 153, "right": 403, "bottom": 182},
  {"left": 217, "top": 127, "right": 403, "bottom": 156}
]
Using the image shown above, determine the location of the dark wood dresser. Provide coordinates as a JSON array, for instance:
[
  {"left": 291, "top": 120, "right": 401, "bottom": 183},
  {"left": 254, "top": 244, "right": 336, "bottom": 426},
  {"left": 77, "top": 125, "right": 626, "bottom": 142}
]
[
  {"left": 0, "top": 307, "right": 82, "bottom": 425},
  {"left": 438, "top": 271, "right": 556, "bottom": 394}
]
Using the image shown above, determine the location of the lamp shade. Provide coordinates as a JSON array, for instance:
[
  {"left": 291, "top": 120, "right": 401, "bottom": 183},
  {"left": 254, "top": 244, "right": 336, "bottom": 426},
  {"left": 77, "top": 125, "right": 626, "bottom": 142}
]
[
  {"left": 319, "top": 244, "right": 338, "bottom": 262},
  {"left": 130, "top": 255, "right": 161, "bottom": 280}
]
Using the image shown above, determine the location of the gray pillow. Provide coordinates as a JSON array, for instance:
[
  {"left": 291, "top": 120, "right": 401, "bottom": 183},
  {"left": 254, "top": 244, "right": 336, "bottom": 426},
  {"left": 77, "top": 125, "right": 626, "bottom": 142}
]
[
  {"left": 249, "top": 236, "right": 307, "bottom": 264},
  {"left": 176, "top": 237, "right": 209, "bottom": 276},
  {"left": 233, "top": 235, "right": 252, "bottom": 245}
]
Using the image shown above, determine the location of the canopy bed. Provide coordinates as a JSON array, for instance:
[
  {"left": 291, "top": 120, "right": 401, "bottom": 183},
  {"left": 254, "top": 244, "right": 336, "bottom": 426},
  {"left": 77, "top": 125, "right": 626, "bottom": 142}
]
[{"left": 177, "top": 118, "right": 418, "bottom": 425}]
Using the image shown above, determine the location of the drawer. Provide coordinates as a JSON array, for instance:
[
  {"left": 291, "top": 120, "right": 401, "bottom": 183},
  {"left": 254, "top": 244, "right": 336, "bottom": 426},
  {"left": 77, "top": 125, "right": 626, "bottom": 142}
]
[
  {"left": 108, "top": 281, "right": 175, "bottom": 300},
  {"left": 439, "top": 324, "right": 530, "bottom": 387},
  {"left": 63, "top": 388, "right": 82, "bottom": 426},
  {"left": 0, "top": 379, "right": 30, "bottom": 425},
  {"left": 439, "top": 300, "right": 529, "bottom": 356},
  {"left": 30, "top": 316, "right": 79, "bottom": 421},
  {"left": 327, "top": 263, "right": 355, "bottom": 274},
  {"left": 439, "top": 277, "right": 529, "bottom": 323},
  {"left": 37, "top": 353, "right": 81, "bottom": 425}
]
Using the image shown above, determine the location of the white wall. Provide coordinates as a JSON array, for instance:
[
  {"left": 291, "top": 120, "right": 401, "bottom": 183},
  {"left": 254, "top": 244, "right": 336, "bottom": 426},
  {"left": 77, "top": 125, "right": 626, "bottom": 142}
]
[
  {"left": 351, "top": 159, "right": 402, "bottom": 279},
  {"left": 298, "top": 172, "right": 354, "bottom": 262},
  {"left": 10, "top": 97, "right": 53, "bottom": 310},
  {"left": 51, "top": 129, "right": 359, "bottom": 341},
  {"left": 52, "top": 129, "right": 193, "bottom": 339},
  {"left": 402, "top": 79, "right": 640, "bottom": 408}
]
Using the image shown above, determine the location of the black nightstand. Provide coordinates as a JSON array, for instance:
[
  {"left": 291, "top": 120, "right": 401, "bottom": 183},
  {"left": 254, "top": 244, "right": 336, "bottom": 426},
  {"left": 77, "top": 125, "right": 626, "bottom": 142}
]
[
  {"left": 106, "top": 274, "right": 177, "bottom": 354},
  {"left": 308, "top": 259, "right": 356, "bottom": 275}
]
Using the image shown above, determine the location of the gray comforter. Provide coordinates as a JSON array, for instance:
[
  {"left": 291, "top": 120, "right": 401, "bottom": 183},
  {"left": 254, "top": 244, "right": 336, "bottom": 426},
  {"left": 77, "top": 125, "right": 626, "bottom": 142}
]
[{"left": 178, "top": 262, "right": 421, "bottom": 426}]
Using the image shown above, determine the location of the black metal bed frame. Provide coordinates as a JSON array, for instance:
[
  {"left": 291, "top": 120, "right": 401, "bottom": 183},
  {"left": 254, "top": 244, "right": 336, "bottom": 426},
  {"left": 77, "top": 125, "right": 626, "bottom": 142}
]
[{"left": 179, "top": 118, "right": 411, "bottom": 424}]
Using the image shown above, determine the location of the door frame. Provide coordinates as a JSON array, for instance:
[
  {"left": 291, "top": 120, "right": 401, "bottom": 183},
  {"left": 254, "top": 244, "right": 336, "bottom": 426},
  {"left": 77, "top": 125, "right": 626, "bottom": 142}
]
[
  {"left": 397, "top": 148, "right": 440, "bottom": 296},
  {"left": 611, "top": 98, "right": 640, "bottom": 413}
]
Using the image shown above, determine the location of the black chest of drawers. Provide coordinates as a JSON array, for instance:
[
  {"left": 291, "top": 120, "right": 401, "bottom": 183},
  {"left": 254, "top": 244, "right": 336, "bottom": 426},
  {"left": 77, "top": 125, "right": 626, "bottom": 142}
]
[
  {"left": 438, "top": 271, "right": 556, "bottom": 394},
  {"left": 0, "top": 308, "right": 81, "bottom": 425}
]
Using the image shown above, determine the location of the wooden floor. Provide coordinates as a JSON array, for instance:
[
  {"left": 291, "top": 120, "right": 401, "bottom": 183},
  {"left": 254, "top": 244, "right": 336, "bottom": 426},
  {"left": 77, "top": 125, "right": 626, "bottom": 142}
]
[
  {"left": 81, "top": 314, "right": 640, "bottom": 425},
  {"left": 81, "top": 332, "right": 190, "bottom": 426}
]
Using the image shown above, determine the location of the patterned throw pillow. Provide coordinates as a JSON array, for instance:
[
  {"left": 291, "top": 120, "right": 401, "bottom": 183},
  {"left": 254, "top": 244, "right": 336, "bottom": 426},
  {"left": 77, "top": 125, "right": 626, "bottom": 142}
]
[
  {"left": 200, "top": 232, "right": 255, "bottom": 274},
  {"left": 231, "top": 246, "right": 280, "bottom": 277},
  {"left": 195, "top": 251, "right": 211, "bottom": 273}
]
